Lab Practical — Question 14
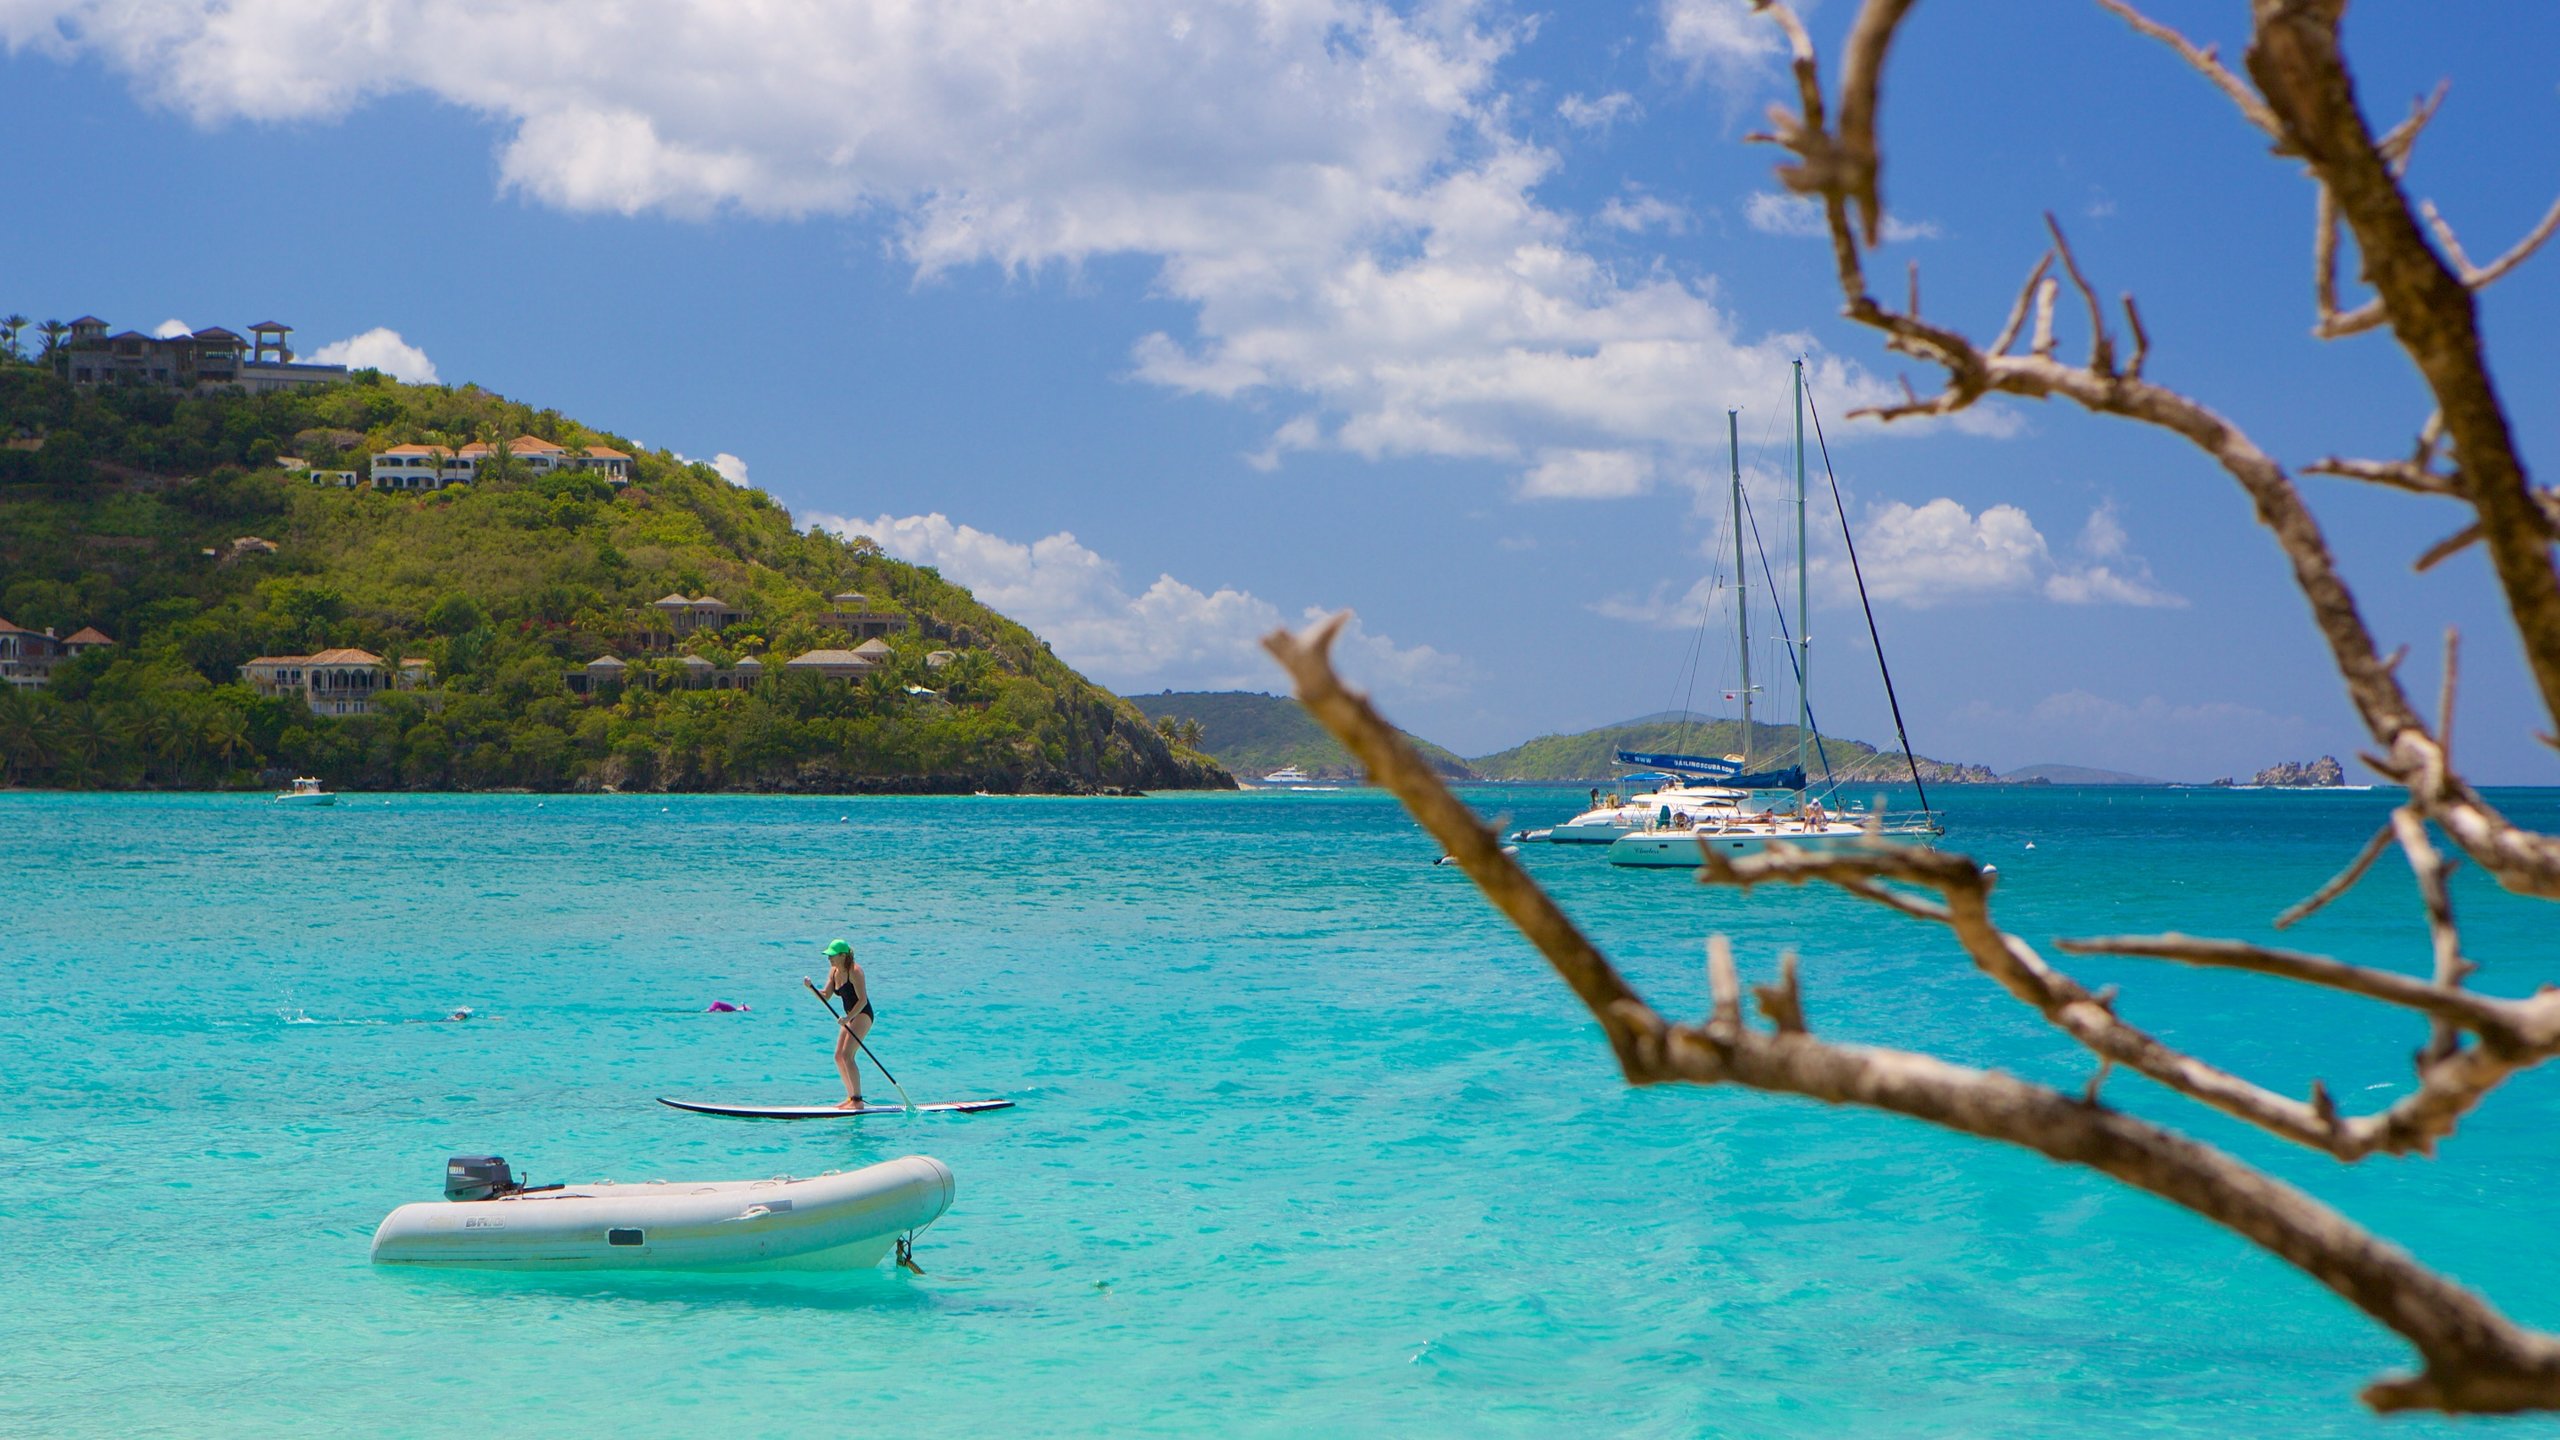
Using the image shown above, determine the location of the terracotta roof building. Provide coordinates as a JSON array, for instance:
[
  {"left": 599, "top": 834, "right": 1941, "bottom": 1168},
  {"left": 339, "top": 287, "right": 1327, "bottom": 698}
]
[{"left": 239, "top": 649, "right": 430, "bottom": 717}]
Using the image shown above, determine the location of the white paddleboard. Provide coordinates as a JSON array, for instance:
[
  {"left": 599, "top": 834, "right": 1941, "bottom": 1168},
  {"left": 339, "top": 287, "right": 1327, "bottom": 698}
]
[{"left": 659, "top": 1097, "right": 1014, "bottom": 1120}]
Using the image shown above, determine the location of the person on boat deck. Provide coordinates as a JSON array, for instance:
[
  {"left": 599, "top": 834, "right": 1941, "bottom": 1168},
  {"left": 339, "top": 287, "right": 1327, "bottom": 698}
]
[{"left": 822, "top": 938, "right": 876, "bottom": 1109}]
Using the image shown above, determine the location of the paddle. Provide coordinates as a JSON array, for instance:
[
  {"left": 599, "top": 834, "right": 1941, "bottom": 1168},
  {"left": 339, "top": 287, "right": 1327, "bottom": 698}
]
[{"left": 804, "top": 976, "right": 915, "bottom": 1113}]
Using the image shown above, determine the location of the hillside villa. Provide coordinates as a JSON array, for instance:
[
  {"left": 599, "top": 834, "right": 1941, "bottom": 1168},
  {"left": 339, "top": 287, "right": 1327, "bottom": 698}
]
[
  {"left": 816, "top": 593, "right": 907, "bottom": 641},
  {"left": 239, "top": 650, "right": 432, "bottom": 717},
  {"left": 369, "top": 435, "right": 633, "bottom": 492},
  {"left": 57, "top": 317, "right": 348, "bottom": 394},
  {"left": 569, "top": 639, "right": 907, "bottom": 694},
  {"left": 0, "top": 620, "right": 113, "bottom": 689}
]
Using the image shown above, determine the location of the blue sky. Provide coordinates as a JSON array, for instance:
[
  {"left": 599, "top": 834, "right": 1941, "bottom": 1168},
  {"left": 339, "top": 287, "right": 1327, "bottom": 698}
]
[{"left": 5, "top": 1, "right": 2556, "bottom": 781}]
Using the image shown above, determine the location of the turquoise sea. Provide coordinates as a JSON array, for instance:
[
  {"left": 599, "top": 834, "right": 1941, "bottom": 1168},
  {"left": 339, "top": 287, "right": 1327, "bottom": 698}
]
[{"left": 7, "top": 784, "right": 2560, "bottom": 1437}]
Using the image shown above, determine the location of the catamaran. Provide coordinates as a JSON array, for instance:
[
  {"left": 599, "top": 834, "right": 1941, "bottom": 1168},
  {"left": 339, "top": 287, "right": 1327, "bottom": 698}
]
[{"left": 1589, "top": 360, "right": 1942, "bottom": 867}]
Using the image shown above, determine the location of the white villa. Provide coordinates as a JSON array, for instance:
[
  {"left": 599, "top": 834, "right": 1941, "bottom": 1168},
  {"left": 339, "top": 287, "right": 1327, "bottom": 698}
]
[
  {"left": 239, "top": 649, "right": 431, "bottom": 717},
  {"left": 367, "top": 435, "right": 633, "bottom": 492}
]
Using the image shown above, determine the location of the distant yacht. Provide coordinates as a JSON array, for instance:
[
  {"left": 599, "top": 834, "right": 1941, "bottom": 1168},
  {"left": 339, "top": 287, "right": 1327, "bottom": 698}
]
[
  {"left": 1520, "top": 359, "right": 1942, "bottom": 864},
  {"left": 274, "top": 777, "right": 337, "bottom": 806},
  {"left": 1255, "top": 765, "right": 1341, "bottom": 791}
]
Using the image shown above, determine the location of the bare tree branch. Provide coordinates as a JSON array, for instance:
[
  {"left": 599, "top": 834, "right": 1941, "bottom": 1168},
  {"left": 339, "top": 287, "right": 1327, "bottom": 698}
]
[
  {"left": 2052, "top": 933, "right": 2521, "bottom": 1037},
  {"left": 2247, "top": 4, "right": 2560, "bottom": 737},
  {"left": 1989, "top": 253, "right": 2053, "bottom": 355},
  {"left": 2091, "top": 0, "right": 2280, "bottom": 136},
  {"left": 1265, "top": 615, "right": 2560, "bottom": 1415},
  {"left": 2275, "top": 820, "right": 2395, "bottom": 928},
  {"left": 2045, "top": 213, "right": 2116, "bottom": 374},
  {"left": 1742, "top": 0, "right": 2560, "bottom": 905}
]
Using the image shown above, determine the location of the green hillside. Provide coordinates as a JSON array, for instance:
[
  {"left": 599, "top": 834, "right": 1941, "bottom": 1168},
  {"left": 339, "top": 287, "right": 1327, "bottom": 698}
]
[
  {"left": 0, "top": 362, "right": 1229, "bottom": 794},
  {"left": 1468, "top": 711, "right": 1993, "bottom": 784},
  {"left": 1127, "top": 691, "right": 1478, "bottom": 781}
]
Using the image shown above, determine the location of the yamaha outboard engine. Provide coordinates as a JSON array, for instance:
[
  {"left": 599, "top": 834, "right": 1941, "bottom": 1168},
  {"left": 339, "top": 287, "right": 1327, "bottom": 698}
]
[{"left": 444, "top": 1155, "right": 518, "bottom": 1202}]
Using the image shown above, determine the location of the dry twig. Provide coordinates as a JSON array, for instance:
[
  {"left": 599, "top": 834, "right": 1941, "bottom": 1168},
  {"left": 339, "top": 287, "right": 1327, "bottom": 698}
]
[{"left": 1265, "top": 615, "right": 2560, "bottom": 1414}]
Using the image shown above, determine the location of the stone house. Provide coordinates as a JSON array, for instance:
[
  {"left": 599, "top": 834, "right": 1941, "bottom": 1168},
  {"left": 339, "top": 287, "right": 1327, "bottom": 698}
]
[
  {"left": 814, "top": 592, "right": 909, "bottom": 641},
  {"left": 57, "top": 317, "right": 348, "bottom": 393}
]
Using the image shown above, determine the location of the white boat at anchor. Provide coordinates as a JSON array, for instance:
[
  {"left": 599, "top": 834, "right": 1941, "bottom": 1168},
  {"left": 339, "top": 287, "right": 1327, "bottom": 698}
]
[
  {"left": 274, "top": 777, "right": 337, "bottom": 806},
  {"left": 1605, "top": 801, "right": 1937, "bottom": 867},
  {"left": 1538, "top": 358, "right": 1945, "bottom": 869},
  {"left": 370, "top": 1153, "right": 954, "bottom": 1272},
  {"left": 1255, "top": 765, "right": 1342, "bottom": 791},
  {"left": 1535, "top": 780, "right": 1749, "bottom": 843}
]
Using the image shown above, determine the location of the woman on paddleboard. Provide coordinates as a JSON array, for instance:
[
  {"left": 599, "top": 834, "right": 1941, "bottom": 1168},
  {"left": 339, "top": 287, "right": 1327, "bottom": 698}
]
[{"left": 822, "top": 938, "right": 875, "bottom": 1109}]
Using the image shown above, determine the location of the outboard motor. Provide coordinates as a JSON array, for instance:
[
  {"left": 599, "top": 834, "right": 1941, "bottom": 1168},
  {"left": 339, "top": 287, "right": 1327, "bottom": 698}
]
[{"left": 444, "top": 1155, "right": 518, "bottom": 1202}]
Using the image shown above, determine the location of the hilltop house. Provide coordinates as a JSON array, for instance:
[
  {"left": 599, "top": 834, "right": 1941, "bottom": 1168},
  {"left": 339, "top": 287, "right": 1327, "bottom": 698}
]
[
  {"left": 568, "top": 652, "right": 774, "bottom": 695},
  {"left": 814, "top": 593, "right": 908, "bottom": 641},
  {"left": 784, "top": 640, "right": 895, "bottom": 681},
  {"left": 56, "top": 317, "right": 348, "bottom": 393},
  {"left": 365, "top": 435, "right": 633, "bottom": 491},
  {"left": 239, "top": 650, "right": 431, "bottom": 717},
  {"left": 0, "top": 620, "right": 112, "bottom": 689},
  {"left": 642, "top": 594, "right": 745, "bottom": 648}
]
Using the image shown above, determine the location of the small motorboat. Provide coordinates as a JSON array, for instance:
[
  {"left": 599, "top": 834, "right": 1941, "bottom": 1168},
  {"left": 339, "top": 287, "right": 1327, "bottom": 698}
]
[
  {"left": 370, "top": 1153, "right": 954, "bottom": 1272},
  {"left": 274, "top": 777, "right": 336, "bottom": 806}
]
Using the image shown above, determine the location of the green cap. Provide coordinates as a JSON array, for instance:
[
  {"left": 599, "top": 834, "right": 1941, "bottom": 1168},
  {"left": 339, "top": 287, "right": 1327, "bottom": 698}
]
[{"left": 824, "top": 939, "right": 853, "bottom": 957}]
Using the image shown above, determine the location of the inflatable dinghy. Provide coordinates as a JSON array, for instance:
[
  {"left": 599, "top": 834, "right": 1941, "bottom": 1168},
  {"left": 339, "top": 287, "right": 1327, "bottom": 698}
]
[{"left": 370, "top": 1153, "right": 954, "bottom": 1272}]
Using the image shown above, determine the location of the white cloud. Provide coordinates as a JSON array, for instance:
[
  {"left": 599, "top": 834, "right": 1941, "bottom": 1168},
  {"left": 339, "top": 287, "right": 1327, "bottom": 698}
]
[
  {"left": 672, "top": 451, "right": 751, "bottom": 484},
  {"left": 1590, "top": 574, "right": 1719, "bottom": 629},
  {"left": 1557, "top": 91, "right": 1637, "bottom": 131},
  {"left": 308, "top": 327, "right": 439, "bottom": 383},
  {"left": 1519, "top": 447, "right": 1653, "bottom": 500},
  {"left": 1806, "top": 497, "right": 2182, "bottom": 609},
  {"left": 1659, "top": 0, "right": 1780, "bottom": 76},
  {"left": 2, "top": 0, "right": 1965, "bottom": 496},
  {"left": 1745, "top": 191, "right": 1940, "bottom": 243},
  {"left": 152, "top": 317, "right": 191, "bottom": 338},
  {"left": 811, "top": 510, "right": 1464, "bottom": 700},
  {"left": 1597, "top": 193, "right": 1688, "bottom": 235}
]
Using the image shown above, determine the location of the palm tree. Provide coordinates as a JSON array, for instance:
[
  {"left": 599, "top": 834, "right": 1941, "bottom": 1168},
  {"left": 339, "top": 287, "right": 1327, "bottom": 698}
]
[
  {"left": 203, "top": 707, "right": 253, "bottom": 775},
  {"left": 36, "top": 319, "right": 67, "bottom": 360},
  {"left": 0, "top": 687, "right": 55, "bottom": 784},
  {"left": 53, "top": 702, "right": 123, "bottom": 786},
  {"left": 0, "top": 315, "right": 25, "bottom": 362}
]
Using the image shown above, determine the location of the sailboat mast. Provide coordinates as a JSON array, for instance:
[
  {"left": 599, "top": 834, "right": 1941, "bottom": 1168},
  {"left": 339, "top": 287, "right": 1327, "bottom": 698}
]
[
  {"left": 1730, "top": 407, "right": 1750, "bottom": 765},
  {"left": 1794, "top": 358, "right": 1809, "bottom": 778}
]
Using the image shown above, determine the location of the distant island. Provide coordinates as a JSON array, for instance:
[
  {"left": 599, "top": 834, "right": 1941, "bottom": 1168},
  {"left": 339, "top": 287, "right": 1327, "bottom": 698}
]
[
  {"left": 1998, "top": 762, "right": 2170, "bottom": 786},
  {"left": 2212, "top": 756, "right": 2351, "bottom": 788},
  {"left": 0, "top": 343, "right": 1228, "bottom": 795},
  {"left": 1128, "top": 691, "right": 1475, "bottom": 780},
  {"left": 1128, "top": 695, "right": 1999, "bottom": 785},
  {"left": 1468, "top": 712, "right": 1996, "bottom": 784}
]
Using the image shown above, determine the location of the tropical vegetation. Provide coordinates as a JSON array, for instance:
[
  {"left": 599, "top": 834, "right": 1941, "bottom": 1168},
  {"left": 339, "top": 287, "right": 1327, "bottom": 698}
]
[{"left": 0, "top": 354, "right": 1228, "bottom": 793}]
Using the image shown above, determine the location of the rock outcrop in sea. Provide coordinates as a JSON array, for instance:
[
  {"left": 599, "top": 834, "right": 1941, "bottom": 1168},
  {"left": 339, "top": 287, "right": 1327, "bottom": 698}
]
[{"left": 2248, "top": 755, "right": 2347, "bottom": 787}]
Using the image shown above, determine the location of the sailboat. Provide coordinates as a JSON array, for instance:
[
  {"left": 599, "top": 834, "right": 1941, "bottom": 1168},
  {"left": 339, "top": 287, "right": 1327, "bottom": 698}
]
[{"left": 1593, "top": 360, "right": 1942, "bottom": 867}]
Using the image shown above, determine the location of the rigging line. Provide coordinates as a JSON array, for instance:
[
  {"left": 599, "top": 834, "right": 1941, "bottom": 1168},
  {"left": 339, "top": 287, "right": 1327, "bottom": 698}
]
[
  {"left": 1736, "top": 484, "right": 1843, "bottom": 797},
  {"left": 1803, "top": 383, "right": 1935, "bottom": 816},
  {"left": 1670, "top": 486, "right": 1739, "bottom": 757}
]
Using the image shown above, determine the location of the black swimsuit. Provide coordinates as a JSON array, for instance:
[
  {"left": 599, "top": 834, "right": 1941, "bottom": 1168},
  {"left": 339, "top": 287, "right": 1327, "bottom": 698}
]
[{"left": 832, "top": 977, "right": 875, "bottom": 1021}]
